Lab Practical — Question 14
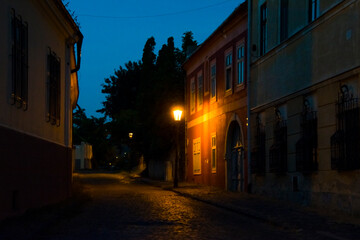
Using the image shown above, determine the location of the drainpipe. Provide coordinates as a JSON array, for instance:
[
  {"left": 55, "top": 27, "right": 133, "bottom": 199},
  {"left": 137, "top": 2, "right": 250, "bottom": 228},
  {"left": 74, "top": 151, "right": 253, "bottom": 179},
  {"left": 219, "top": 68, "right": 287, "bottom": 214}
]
[
  {"left": 247, "top": 0, "right": 252, "bottom": 193},
  {"left": 71, "top": 31, "right": 83, "bottom": 73}
]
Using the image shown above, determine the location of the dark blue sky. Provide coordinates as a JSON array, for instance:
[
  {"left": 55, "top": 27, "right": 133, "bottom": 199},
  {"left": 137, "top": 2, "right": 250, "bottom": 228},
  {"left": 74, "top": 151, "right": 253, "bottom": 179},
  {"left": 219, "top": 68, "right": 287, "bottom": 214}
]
[{"left": 69, "top": 0, "right": 244, "bottom": 117}]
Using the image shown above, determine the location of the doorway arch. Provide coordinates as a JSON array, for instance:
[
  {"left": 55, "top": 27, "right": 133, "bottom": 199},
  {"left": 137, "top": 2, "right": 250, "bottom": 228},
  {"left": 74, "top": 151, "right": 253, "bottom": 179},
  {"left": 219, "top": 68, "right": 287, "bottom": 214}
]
[{"left": 225, "top": 114, "right": 244, "bottom": 192}]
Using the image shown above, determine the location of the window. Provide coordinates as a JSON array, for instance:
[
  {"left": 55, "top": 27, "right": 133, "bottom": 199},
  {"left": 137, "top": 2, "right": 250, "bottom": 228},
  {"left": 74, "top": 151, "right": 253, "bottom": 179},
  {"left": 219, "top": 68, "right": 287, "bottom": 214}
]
[
  {"left": 11, "top": 9, "right": 28, "bottom": 110},
  {"left": 197, "top": 72, "right": 203, "bottom": 110},
  {"left": 296, "top": 99, "right": 318, "bottom": 173},
  {"left": 280, "top": 0, "right": 288, "bottom": 42},
  {"left": 47, "top": 49, "right": 61, "bottom": 126},
  {"left": 251, "top": 114, "right": 266, "bottom": 175},
  {"left": 331, "top": 85, "right": 360, "bottom": 171},
  {"left": 236, "top": 44, "right": 245, "bottom": 85},
  {"left": 193, "top": 138, "right": 201, "bottom": 174},
  {"left": 210, "top": 61, "right": 216, "bottom": 100},
  {"left": 211, "top": 134, "right": 216, "bottom": 173},
  {"left": 225, "top": 52, "right": 232, "bottom": 91},
  {"left": 204, "top": 60, "right": 210, "bottom": 95},
  {"left": 260, "top": 2, "right": 267, "bottom": 55},
  {"left": 190, "top": 78, "right": 195, "bottom": 114},
  {"left": 309, "top": 0, "right": 319, "bottom": 22},
  {"left": 269, "top": 108, "right": 287, "bottom": 174}
]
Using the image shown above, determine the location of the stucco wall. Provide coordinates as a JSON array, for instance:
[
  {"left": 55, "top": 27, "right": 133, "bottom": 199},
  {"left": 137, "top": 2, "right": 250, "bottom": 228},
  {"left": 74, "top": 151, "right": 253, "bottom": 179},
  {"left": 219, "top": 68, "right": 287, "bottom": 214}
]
[
  {"left": 0, "top": 0, "right": 76, "bottom": 147},
  {"left": 250, "top": 0, "right": 360, "bottom": 215}
]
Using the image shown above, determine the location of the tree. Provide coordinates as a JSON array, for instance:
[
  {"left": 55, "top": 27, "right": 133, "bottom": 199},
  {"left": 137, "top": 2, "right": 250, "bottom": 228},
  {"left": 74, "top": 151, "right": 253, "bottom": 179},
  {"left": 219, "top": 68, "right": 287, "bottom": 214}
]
[
  {"left": 182, "top": 31, "right": 198, "bottom": 58},
  {"left": 98, "top": 32, "right": 198, "bottom": 175}
]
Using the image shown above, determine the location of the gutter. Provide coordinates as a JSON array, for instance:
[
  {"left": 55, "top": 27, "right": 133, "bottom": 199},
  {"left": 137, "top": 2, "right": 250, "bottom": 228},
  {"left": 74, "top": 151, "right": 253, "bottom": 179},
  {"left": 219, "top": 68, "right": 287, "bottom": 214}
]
[{"left": 71, "top": 31, "right": 83, "bottom": 73}]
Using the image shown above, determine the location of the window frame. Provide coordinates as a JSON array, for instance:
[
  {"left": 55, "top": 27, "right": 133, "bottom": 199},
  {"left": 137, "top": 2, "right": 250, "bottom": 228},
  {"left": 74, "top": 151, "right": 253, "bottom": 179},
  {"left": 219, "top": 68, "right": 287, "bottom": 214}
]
[
  {"left": 193, "top": 137, "right": 201, "bottom": 175},
  {"left": 47, "top": 49, "right": 61, "bottom": 126},
  {"left": 309, "top": 0, "right": 319, "bottom": 22},
  {"left": 224, "top": 48, "right": 233, "bottom": 95},
  {"left": 211, "top": 133, "right": 216, "bottom": 173},
  {"left": 280, "top": 0, "right": 289, "bottom": 42},
  {"left": 197, "top": 71, "right": 203, "bottom": 111},
  {"left": 210, "top": 59, "right": 217, "bottom": 102},
  {"left": 236, "top": 42, "right": 245, "bottom": 88},
  {"left": 204, "top": 60, "right": 210, "bottom": 96},
  {"left": 190, "top": 77, "right": 196, "bottom": 115},
  {"left": 10, "top": 9, "right": 28, "bottom": 110},
  {"left": 260, "top": 2, "right": 267, "bottom": 56}
]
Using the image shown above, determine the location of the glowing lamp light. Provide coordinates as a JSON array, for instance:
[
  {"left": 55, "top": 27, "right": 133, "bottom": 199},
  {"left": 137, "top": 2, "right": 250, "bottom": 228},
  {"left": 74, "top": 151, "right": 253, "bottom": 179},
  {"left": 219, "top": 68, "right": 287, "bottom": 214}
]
[
  {"left": 173, "top": 109, "right": 183, "bottom": 121},
  {"left": 129, "top": 132, "right": 133, "bottom": 139}
]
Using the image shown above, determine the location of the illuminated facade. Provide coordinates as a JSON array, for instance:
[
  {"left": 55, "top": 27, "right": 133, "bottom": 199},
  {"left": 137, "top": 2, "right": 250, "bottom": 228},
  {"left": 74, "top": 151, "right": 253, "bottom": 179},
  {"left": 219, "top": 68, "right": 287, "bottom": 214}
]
[
  {"left": 184, "top": 2, "right": 248, "bottom": 191},
  {"left": 249, "top": 0, "right": 360, "bottom": 214},
  {"left": 0, "top": 0, "right": 82, "bottom": 220}
]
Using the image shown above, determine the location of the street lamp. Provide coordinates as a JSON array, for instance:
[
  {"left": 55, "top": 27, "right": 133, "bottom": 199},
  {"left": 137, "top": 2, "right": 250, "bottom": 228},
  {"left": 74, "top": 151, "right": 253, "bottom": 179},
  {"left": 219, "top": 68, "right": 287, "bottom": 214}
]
[{"left": 173, "top": 108, "right": 182, "bottom": 188}]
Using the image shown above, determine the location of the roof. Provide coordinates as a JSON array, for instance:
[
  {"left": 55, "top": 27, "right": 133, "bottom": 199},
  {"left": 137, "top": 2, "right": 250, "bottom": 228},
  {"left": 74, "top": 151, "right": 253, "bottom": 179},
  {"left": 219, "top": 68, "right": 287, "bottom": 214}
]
[
  {"left": 54, "top": 0, "right": 81, "bottom": 34},
  {"left": 184, "top": 0, "right": 247, "bottom": 67}
]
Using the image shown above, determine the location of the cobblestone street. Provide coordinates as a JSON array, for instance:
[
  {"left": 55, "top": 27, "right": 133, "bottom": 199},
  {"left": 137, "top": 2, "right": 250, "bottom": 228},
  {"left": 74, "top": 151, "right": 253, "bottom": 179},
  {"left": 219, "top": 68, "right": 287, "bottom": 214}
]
[{"left": 1, "top": 172, "right": 359, "bottom": 240}]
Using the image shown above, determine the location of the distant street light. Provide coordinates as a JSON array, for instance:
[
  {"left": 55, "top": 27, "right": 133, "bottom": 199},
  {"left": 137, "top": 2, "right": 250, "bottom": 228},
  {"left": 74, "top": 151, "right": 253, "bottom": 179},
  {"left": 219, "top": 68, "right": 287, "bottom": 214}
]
[
  {"left": 129, "top": 132, "right": 133, "bottom": 139},
  {"left": 173, "top": 108, "right": 183, "bottom": 188}
]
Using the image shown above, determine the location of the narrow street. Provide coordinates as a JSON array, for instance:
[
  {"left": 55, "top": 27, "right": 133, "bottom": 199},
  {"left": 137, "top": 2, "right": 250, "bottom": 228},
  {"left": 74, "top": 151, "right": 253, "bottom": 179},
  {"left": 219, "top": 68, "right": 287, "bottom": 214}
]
[{"left": 0, "top": 172, "right": 357, "bottom": 240}]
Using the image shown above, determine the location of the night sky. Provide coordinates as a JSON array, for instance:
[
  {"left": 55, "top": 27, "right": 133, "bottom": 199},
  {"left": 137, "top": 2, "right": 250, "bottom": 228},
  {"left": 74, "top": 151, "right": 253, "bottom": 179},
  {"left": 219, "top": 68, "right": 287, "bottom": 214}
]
[{"left": 68, "top": 0, "right": 245, "bottom": 117}]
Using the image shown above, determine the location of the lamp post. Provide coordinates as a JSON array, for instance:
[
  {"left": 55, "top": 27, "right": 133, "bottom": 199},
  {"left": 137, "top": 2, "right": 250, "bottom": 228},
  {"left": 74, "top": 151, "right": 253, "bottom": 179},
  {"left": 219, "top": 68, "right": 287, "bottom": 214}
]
[{"left": 173, "top": 109, "right": 182, "bottom": 188}]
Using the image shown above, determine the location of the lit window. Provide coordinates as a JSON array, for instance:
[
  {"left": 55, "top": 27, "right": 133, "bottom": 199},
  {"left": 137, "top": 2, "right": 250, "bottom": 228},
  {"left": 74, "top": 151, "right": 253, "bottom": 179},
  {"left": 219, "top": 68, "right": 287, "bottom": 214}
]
[
  {"left": 225, "top": 52, "right": 232, "bottom": 91},
  {"left": 210, "top": 61, "right": 216, "bottom": 100},
  {"left": 47, "top": 49, "right": 61, "bottom": 126},
  {"left": 190, "top": 78, "right": 195, "bottom": 114},
  {"left": 237, "top": 45, "right": 245, "bottom": 85},
  {"left": 11, "top": 9, "right": 28, "bottom": 110},
  {"left": 211, "top": 134, "right": 216, "bottom": 173},
  {"left": 193, "top": 138, "right": 201, "bottom": 174},
  {"left": 197, "top": 72, "right": 203, "bottom": 110}
]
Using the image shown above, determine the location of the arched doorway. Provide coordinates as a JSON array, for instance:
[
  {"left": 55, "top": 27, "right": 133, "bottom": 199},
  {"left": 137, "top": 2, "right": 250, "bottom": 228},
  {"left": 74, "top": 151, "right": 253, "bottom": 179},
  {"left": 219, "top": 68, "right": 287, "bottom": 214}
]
[{"left": 225, "top": 119, "right": 244, "bottom": 192}]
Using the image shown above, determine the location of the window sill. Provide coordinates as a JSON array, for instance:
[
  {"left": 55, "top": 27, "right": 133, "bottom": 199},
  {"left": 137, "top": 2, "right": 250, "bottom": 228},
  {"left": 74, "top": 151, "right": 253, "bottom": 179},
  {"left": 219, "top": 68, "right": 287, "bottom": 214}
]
[
  {"left": 224, "top": 89, "right": 233, "bottom": 97},
  {"left": 235, "top": 83, "right": 245, "bottom": 92}
]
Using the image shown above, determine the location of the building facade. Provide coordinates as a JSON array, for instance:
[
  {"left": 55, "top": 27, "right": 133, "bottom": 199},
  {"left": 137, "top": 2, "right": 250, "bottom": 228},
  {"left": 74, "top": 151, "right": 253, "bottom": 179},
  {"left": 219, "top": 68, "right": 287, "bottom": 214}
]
[
  {"left": 0, "top": 0, "right": 82, "bottom": 220},
  {"left": 74, "top": 142, "right": 93, "bottom": 170},
  {"left": 184, "top": 2, "right": 248, "bottom": 191},
  {"left": 249, "top": 0, "right": 360, "bottom": 214}
]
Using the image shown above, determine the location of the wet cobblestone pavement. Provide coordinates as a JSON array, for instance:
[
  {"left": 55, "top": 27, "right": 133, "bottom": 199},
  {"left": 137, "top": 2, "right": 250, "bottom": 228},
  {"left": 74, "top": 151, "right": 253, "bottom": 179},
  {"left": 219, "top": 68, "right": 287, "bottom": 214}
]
[{"left": 1, "top": 172, "right": 359, "bottom": 239}]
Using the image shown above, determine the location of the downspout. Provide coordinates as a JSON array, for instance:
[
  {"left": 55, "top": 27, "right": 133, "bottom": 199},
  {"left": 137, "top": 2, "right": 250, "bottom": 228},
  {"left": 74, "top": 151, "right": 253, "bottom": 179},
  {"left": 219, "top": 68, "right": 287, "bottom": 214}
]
[
  {"left": 247, "top": 0, "right": 252, "bottom": 193},
  {"left": 71, "top": 31, "right": 83, "bottom": 73}
]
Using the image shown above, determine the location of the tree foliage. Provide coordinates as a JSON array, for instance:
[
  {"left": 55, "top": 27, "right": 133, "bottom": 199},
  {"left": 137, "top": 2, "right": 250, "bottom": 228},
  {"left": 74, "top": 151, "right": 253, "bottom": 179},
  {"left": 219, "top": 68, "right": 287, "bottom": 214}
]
[{"left": 97, "top": 32, "right": 198, "bottom": 173}]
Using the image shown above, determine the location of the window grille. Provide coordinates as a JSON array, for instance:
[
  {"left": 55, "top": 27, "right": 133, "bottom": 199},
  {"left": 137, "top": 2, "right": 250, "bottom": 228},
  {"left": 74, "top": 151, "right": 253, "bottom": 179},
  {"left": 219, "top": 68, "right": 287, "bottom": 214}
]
[
  {"left": 269, "top": 109, "right": 287, "bottom": 174},
  {"left": 11, "top": 9, "right": 28, "bottom": 110},
  {"left": 296, "top": 99, "right": 318, "bottom": 173},
  {"left": 331, "top": 85, "right": 360, "bottom": 171},
  {"left": 251, "top": 115, "right": 266, "bottom": 175}
]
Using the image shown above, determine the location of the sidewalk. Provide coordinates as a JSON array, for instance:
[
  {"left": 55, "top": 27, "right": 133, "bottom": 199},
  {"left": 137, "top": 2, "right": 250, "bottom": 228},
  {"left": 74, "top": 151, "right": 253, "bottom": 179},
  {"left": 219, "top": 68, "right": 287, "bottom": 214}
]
[{"left": 141, "top": 178, "right": 360, "bottom": 239}]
